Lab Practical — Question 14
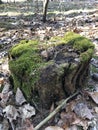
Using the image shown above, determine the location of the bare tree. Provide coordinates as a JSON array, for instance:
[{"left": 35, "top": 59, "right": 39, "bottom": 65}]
[{"left": 43, "top": 0, "right": 49, "bottom": 22}]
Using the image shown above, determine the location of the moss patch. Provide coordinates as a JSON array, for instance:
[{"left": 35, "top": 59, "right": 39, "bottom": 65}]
[
  {"left": 50, "top": 32, "right": 94, "bottom": 62},
  {"left": 9, "top": 40, "right": 45, "bottom": 98}
]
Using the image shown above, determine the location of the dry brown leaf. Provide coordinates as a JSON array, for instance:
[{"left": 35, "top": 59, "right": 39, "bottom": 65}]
[
  {"left": 25, "top": 119, "right": 34, "bottom": 130},
  {"left": 60, "top": 111, "right": 77, "bottom": 122},
  {"left": 72, "top": 118, "right": 88, "bottom": 130},
  {"left": 2, "top": 82, "right": 10, "bottom": 94},
  {"left": 65, "top": 100, "right": 77, "bottom": 112},
  {"left": 73, "top": 27, "right": 83, "bottom": 33},
  {"left": 88, "top": 92, "right": 98, "bottom": 104},
  {"left": 73, "top": 102, "right": 93, "bottom": 120},
  {"left": 65, "top": 125, "right": 78, "bottom": 130},
  {"left": 58, "top": 111, "right": 78, "bottom": 129},
  {"left": 19, "top": 104, "right": 36, "bottom": 119},
  {"left": 61, "top": 109, "right": 89, "bottom": 130},
  {"left": 3, "top": 105, "right": 19, "bottom": 121},
  {"left": 0, "top": 77, "right": 4, "bottom": 85},
  {"left": 0, "top": 91, "right": 12, "bottom": 106},
  {"left": 45, "top": 126, "right": 64, "bottom": 130},
  {"left": 94, "top": 107, "right": 98, "bottom": 113}
]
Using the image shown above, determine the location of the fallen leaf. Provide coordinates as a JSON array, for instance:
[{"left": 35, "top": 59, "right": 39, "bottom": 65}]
[
  {"left": 3, "top": 105, "right": 19, "bottom": 121},
  {"left": 73, "top": 27, "right": 83, "bottom": 33},
  {"left": 0, "top": 77, "right": 4, "bottom": 85},
  {"left": 65, "top": 125, "right": 78, "bottom": 130},
  {"left": 3, "top": 105, "right": 19, "bottom": 130},
  {"left": 72, "top": 118, "right": 89, "bottom": 130},
  {"left": 0, "top": 91, "right": 13, "bottom": 106},
  {"left": 2, "top": 82, "right": 10, "bottom": 94},
  {"left": 58, "top": 111, "right": 78, "bottom": 129},
  {"left": 19, "top": 104, "right": 35, "bottom": 119},
  {"left": 15, "top": 88, "right": 26, "bottom": 105},
  {"left": 88, "top": 92, "right": 98, "bottom": 104},
  {"left": 45, "top": 126, "right": 64, "bottom": 130},
  {"left": 73, "top": 102, "right": 93, "bottom": 120},
  {"left": 94, "top": 107, "right": 98, "bottom": 113},
  {"left": 25, "top": 119, "right": 34, "bottom": 130},
  {"left": 65, "top": 100, "right": 77, "bottom": 112}
]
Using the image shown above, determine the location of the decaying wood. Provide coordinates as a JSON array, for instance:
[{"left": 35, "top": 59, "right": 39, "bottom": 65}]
[{"left": 34, "top": 91, "right": 79, "bottom": 130}]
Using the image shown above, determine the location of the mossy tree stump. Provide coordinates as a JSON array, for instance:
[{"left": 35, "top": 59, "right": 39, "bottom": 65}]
[{"left": 8, "top": 32, "right": 94, "bottom": 108}]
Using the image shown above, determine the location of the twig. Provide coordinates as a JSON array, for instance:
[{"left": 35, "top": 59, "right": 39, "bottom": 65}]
[
  {"left": 34, "top": 91, "right": 79, "bottom": 130},
  {"left": 32, "top": 98, "right": 42, "bottom": 113}
]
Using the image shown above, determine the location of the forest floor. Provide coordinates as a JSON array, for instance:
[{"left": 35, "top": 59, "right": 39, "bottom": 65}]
[{"left": 0, "top": 0, "right": 98, "bottom": 130}]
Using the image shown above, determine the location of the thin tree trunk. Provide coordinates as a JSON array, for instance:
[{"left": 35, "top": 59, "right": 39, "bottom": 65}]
[{"left": 43, "top": 0, "right": 49, "bottom": 23}]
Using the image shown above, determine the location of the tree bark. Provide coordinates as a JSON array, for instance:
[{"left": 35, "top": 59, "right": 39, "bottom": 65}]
[{"left": 43, "top": 0, "right": 49, "bottom": 23}]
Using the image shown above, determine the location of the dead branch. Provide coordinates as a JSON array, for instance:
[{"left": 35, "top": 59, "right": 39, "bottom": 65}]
[{"left": 34, "top": 91, "right": 79, "bottom": 130}]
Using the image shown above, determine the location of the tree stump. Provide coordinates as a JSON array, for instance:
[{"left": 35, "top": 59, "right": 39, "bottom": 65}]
[{"left": 9, "top": 32, "right": 94, "bottom": 108}]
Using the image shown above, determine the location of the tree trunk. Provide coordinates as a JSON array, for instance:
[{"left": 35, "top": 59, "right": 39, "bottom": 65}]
[{"left": 43, "top": 0, "right": 49, "bottom": 23}]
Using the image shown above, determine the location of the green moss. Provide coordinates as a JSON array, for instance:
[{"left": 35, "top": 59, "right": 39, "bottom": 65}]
[
  {"left": 80, "top": 48, "right": 94, "bottom": 62},
  {"left": 9, "top": 40, "right": 39, "bottom": 58},
  {"left": 50, "top": 32, "right": 94, "bottom": 52},
  {"left": 63, "top": 32, "right": 94, "bottom": 51},
  {"left": 9, "top": 40, "right": 45, "bottom": 98},
  {"left": 9, "top": 32, "right": 94, "bottom": 98},
  {"left": 69, "top": 63, "right": 77, "bottom": 72},
  {"left": 50, "top": 32, "right": 94, "bottom": 62},
  {"left": 50, "top": 36, "right": 65, "bottom": 45}
]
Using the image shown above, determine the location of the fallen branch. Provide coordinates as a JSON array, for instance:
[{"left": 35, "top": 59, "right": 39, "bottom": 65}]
[{"left": 34, "top": 91, "right": 79, "bottom": 130}]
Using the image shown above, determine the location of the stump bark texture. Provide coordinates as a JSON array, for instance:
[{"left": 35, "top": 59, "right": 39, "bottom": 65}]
[{"left": 9, "top": 32, "right": 94, "bottom": 108}]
